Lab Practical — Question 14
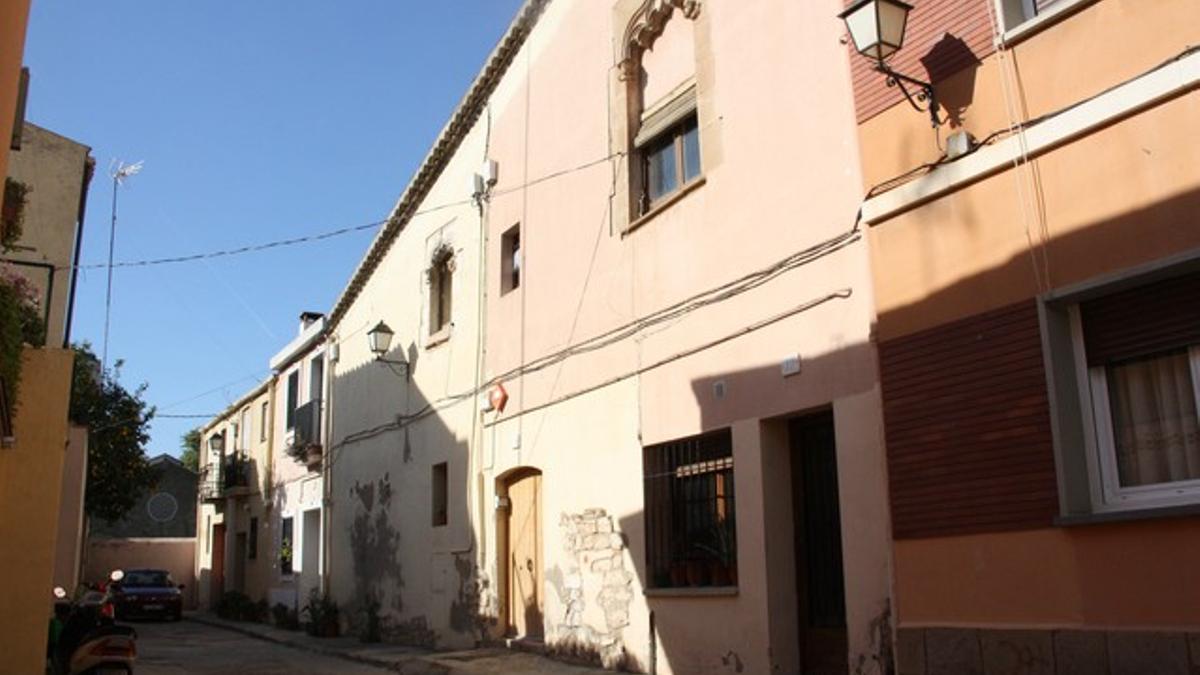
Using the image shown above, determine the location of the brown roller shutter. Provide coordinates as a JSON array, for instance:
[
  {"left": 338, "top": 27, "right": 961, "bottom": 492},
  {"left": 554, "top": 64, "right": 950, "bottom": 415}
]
[
  {"left": 880, "top": 300, "right": 1058, "bottom": 539},
  {"left": 1080, "top": 272, "right": 1200, "bottom": 366}
]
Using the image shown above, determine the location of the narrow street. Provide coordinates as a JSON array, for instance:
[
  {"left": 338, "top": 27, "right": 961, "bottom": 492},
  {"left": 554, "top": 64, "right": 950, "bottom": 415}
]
[{"left": 136, "top": 620, "right": 390, "bottom": 674}]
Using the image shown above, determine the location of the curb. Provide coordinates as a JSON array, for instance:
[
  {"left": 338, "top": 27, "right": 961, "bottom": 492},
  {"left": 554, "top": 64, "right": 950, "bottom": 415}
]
[{"left": 184, "top": 614, "right": 448, "bottom": 674}]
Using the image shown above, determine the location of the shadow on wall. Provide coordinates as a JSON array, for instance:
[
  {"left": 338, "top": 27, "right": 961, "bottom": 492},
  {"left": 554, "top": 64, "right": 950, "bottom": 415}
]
[
  {"left": 325, "top": 337, "right": 485, "bottom": 650},
  {"left": 920, "top": 34, "right": 981, "bottom": 129},
  {"left": 609, "top": 337, "right": 885, "bottom": 675}
]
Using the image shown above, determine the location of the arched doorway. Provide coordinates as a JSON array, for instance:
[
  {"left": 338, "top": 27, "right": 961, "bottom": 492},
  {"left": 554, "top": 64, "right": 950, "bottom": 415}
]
[{"left": 497, "top": 467, "right": 543, "bottom": 640}]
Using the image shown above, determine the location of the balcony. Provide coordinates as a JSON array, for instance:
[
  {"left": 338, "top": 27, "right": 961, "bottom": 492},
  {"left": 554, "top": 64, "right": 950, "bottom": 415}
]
[
  {"left": 222, "top": 455, "right": 253, "bottom": 496},
  {"left": 287, "top": 399, "right": 323, "bottom": 471},
  {"left": 199, "top": 467, "right": 222, "bottom": 502}
]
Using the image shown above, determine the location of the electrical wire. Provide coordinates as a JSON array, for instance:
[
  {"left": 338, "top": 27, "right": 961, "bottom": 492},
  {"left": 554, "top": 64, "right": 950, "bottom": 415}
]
[
  {"left": 865, "top": 44, "right": 1200, "bottom": 200},
  {"left": 63, "top": 151, "right": 626, "bottom": 272},
  {"left": 324, "top": 214, "right": 864, "bottom": 467}
]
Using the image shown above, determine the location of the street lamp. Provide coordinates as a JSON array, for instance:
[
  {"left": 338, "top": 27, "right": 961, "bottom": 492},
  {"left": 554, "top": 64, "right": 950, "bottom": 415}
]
[
  {"left": 839, "top": 0, "right": 942, "bottom": 127},
  {"left": 367, "top": 321, "right": 409, "bottom": 376},
  {"left": 207, "top": 433, "right": 224, "bottom": 454}
]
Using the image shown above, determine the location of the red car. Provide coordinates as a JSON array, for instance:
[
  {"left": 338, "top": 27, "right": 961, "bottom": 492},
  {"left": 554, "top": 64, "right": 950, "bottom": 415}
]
[{"left": 111, "top": 569, "right": 184, "bottom": 621}]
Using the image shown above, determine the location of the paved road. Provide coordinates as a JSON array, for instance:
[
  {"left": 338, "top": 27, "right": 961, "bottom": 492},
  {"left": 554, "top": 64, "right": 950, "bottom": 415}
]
[{"left": 135, "top": 619, "right": 390, "bottom": 674}]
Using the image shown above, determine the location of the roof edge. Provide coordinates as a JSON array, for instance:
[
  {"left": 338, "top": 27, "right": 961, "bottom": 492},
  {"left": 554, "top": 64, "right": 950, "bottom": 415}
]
[
  {"left": 199, "top": 379, "right": 271, "bottom": 434},
  {"left": 326, "top": 0, "right": 549, "bottom": 333}
]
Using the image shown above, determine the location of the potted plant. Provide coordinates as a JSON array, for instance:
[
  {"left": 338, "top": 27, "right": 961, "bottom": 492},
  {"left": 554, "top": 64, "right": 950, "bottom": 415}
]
[
  {"left": 304, "top": 445, "right": 322, "bottom": 470},
  {"left": 302, "top": 588, "right": 340, "bottom": 638},
  {"left": 695, "top": 523, "right": 737, "bottom": 587}
]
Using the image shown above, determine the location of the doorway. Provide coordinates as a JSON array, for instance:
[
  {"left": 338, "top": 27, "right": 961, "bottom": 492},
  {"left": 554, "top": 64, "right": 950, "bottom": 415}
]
[
  {"left": 789, "top": 410, "right": 848, "bottom": 674},
  {"left": 300, "top": 508, "right": 322, "bottom": 599},
  {"left": 210, "top": 523, "right": 226, "bottom": 608},
  {"left": 500, "top": 468, "right": 543, "bottom": 640},
  {"left": 233, "top": 532, "right": 247, "bottom": 593}
]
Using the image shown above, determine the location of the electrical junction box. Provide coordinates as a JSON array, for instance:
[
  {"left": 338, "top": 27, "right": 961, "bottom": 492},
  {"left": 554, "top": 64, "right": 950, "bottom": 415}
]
[{"left": 781, "top": 355, "right": 802, "bottom": 377}]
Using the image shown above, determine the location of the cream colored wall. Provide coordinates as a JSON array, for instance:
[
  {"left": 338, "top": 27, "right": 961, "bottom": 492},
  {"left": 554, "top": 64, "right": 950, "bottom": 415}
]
[
  {"left": 0, "top": 348, "right": 73, "bottom": 675},
  {"left": 195, "top": 384, "right": 276, "bottom": 606},
  {"left": 479, "top": 0, "right": 888, "bottom": 671},
  {"left": 327, "top": 0, "right": 889, "bottom": 668},
  {"left": 5, "top": 123, "right": 91, "bottom": 346},
  {"left": 85, "top": 538, "right": 197, "bottom": 609},
  {"left": 326, "top": 75, "right": 489, "bottom": 647},
  {"left": 270, "top": 353, "right": 323, "bottom": 608}
]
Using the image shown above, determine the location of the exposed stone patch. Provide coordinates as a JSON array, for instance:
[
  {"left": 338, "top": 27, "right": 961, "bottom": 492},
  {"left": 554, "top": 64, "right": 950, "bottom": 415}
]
[{"left": 551, "top": 508, "right": 636, "bottom": 670}]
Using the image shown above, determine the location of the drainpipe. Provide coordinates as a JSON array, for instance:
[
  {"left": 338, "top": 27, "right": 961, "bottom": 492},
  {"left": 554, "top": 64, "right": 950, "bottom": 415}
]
[{"left": 321, "top": 336, "right": 334, "bottom": 596}]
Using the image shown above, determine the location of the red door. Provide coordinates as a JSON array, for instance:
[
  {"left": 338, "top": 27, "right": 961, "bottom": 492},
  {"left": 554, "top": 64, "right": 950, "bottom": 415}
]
[{"left": 211, "top": 523, "right": 226, "bottom": 608}]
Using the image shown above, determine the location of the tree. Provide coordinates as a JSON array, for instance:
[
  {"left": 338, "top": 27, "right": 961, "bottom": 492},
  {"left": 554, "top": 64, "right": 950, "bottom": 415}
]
[
  {"left": 69, "top": 343, "right": 158, "bottom": 522},
  {"left": 180, "top": 427, "right": 201, "bottom": 472}
]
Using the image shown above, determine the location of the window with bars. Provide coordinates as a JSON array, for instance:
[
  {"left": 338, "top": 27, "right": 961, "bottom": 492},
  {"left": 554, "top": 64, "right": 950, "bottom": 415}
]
[{"left": 643, "top": 428, "right": 737, "bottom": 589}]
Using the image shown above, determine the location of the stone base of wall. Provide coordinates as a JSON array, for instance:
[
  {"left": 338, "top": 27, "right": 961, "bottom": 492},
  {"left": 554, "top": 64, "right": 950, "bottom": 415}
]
[{"left": 898, "top": 627, "right": 1200, "bottom": 675}]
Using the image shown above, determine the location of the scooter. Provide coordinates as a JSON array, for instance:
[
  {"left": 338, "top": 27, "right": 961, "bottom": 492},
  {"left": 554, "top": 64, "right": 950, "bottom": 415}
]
[{"left": 48, "top": 570, "right": 138, "bottom": 675}]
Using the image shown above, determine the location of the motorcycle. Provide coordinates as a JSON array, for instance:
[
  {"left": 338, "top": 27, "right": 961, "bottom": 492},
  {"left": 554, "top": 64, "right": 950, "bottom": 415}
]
[{"left": 48, "top": 570, "right": 138, "bottom": 675}]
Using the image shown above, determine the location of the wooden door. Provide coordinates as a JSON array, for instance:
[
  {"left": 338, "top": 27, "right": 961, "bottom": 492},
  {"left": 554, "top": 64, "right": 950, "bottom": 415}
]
[
  {"left": 211, "top": 523, "right": 226, "bottom": 607},
  {"left": 790, "top": 411, "right": 848, "bottom": 675},
  {"left": 506, "top": 471, "right": 543, "bottom": 639}
]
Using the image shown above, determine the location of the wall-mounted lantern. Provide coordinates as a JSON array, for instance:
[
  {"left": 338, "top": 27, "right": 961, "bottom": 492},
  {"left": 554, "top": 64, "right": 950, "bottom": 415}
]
[
  {"left": 368, "top": 321, "right": 409, "bottom": 377},
  {"left": 207, "top": 433, "right": 224, "bottom": 454},
  {"left": 839, "top": 0, "right": 943, "bottom": 127}
]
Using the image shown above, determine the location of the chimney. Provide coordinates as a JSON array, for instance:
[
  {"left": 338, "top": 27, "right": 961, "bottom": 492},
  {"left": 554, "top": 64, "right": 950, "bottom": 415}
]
[{"left": 299, "top": 311, "right": 324, "bottom": 334}]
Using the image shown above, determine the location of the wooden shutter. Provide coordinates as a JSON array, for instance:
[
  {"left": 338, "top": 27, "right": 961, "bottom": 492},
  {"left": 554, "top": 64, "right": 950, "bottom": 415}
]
[
  {"left": 879, "top": 300, "right": 1058, "bottom": 539},
  {"left": 1080, "top": 272, "right": 1200, "bottom": 366}
]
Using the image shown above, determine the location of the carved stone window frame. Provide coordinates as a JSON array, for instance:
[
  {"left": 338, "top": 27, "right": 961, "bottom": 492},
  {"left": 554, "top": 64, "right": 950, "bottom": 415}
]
[{"left": 611, "top": 0, "right": 709, "bottom": 233}]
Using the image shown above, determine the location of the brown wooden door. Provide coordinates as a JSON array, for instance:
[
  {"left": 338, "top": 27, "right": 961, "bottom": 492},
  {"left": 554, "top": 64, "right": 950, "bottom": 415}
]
[
  {"left": 790, "top": 411, "right": 848, "bottom": 675},
  {"left": 211, "top": 523, "right": 226, "bottom": 607},
  {"left": 506, "top": 471, "right": 543, "bottom": 639}
]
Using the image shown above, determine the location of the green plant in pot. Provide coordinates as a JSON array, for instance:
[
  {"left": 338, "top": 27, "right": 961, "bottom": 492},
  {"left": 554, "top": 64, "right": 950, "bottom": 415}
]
[
  {"left": 302, "top": 588, "right": 340, "bottom": 638},
  {"left": 694, "top": 522, "right": 737, "bottom": 587}
]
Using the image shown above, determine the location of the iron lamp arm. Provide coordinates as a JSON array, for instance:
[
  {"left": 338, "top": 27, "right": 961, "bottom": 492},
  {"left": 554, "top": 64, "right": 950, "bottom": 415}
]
[{"left": 874, "top": 62, "right": 943, "bottom": 127}]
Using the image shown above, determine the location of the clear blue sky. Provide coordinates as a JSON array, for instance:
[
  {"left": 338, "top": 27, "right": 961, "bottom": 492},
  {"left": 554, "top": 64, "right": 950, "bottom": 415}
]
[{"left": 24, "top": 1, "right": 525, "bottom": 458}]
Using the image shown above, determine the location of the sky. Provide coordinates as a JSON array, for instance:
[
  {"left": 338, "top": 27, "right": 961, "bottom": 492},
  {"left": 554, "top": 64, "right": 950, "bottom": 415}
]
[{"left": 23, "top": 1, "right": 526, "bottom": 458}]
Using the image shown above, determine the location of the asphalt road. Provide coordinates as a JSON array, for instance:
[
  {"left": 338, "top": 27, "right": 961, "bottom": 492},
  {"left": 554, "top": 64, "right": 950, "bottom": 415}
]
[{"left": 134, "top": 619, "right": 391, "bottom": 674}]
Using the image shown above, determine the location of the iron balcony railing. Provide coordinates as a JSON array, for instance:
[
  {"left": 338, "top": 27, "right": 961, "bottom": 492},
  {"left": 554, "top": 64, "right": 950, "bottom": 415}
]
[
  {"left": 293, "top": 399, "right": 322, "bottom": 449},
  {"left": 223, "top": 455, "right": 251, "bottom": 491},
  {"left": 198, "top": 466, "right": 222, "bottom": 501}
]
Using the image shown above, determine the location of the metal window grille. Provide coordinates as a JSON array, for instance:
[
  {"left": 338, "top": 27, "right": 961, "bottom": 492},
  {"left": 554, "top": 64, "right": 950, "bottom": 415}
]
[{"left": 643, "top": 428, "right": 737, "bottom": 589}]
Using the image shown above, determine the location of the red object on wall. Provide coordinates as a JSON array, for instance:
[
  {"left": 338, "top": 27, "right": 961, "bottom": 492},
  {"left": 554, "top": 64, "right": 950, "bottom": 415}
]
[{"left": 489, "top": 383, "right": 509, "bottom": 414}]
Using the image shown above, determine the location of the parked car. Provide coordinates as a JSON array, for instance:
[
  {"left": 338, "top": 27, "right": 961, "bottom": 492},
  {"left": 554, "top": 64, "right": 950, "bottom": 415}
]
[{"left": 111, "top": 568, "right": 183, "bottom": 621}]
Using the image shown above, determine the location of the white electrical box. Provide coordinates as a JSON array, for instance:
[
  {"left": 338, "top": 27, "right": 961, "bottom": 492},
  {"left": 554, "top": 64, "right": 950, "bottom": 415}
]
[
  {"left": 481, "top": 159, "right": 499, "bottom": 186},
  {"left": 781, "top": 355, "right": 802, "bottom": 377}
]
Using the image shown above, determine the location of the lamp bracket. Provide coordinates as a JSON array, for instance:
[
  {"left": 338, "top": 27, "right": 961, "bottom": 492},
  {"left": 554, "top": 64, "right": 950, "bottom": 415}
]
[
  {"left": 375, "top": 356, "right": 410, "bottom": 380},
  {"left": 874, "top": 63, "right": 942, "bottom": 127}
]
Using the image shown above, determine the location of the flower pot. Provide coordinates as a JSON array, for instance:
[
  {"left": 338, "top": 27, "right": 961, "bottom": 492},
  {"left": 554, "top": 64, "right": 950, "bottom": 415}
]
[
  {"left": 304, "top": 446, "right": 323, "bottom": 470},
  {"left": 669, "top": 562, "right": 689, "bottom": 588},
  {"left": 708, "top": 561, "right": 732, "bottom": 587}
]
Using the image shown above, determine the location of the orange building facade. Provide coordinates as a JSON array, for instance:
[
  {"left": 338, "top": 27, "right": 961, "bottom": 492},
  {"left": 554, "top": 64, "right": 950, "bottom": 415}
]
[{"left": 849, "top": 0, "right": 1200, "bottom": 672}]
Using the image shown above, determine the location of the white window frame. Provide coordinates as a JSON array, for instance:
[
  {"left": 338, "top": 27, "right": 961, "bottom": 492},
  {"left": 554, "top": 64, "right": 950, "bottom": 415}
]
[
  {"left": 995, "top": 0, "right": 1094, "bottom": 41},
  {"left": 1070, "top": 306, "right": 1200, "bottom": 512}
]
